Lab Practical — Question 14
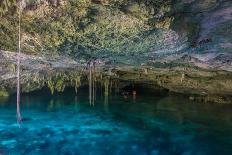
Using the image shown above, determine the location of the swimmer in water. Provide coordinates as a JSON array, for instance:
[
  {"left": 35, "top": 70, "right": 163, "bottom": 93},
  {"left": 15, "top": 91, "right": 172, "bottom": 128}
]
[{"left": 122, "top": 91, "right": 129, "bottom": 101}]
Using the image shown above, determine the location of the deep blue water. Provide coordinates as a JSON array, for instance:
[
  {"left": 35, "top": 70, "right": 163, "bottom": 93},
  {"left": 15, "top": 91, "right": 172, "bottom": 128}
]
[{"left": 0, "top": 89, "right": 232, "bottom": 155}]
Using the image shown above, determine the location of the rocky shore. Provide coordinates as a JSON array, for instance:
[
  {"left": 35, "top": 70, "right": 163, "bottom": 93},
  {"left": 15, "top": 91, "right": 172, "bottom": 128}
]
[{"left": 1, "top": 50, "right": 232, "bottom": 104}]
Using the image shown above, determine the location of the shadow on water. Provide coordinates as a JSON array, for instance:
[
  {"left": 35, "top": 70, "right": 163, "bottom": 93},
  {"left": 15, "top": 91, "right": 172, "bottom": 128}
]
[{"left": 0, "top": 87, "right": 232, "bottom": 154}]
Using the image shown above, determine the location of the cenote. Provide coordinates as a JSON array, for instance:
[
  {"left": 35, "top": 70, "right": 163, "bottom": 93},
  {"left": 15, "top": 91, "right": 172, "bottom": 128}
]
[
  {"left": 1, "top": 0, "right": 232, "bottom": 154},
  {"left": 0, "top": 87, "right": 232, "bottom": 155}
]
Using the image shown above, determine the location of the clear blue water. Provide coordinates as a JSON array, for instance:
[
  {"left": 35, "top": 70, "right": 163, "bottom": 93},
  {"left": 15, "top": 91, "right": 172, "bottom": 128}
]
[{"left": 0, "top": 88, "right": 232, "bottom": 155}]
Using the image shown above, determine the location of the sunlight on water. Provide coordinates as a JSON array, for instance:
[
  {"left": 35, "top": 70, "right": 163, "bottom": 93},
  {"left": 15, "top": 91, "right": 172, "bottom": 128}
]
[{"left": 0, "top": 89, "right": 232, "bottom": 155}]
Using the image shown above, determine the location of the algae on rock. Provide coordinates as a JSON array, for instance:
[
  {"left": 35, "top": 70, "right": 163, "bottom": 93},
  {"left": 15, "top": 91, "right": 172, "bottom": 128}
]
[
  {"left": 47, "top": 80, "right": 55, "bottom": 95},
  {"left": 0, "top": 90, "right": 9, "bottom": 97}
]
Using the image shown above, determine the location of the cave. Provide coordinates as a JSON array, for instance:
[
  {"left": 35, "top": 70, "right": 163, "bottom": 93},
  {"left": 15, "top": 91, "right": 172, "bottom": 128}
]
[{"left": 0, "top": 0, "right": 232, "bottom": 154}]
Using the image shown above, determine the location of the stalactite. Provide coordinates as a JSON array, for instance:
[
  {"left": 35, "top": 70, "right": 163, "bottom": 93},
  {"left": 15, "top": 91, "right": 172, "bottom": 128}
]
[
  {"left": 109, "top": 80, "right": 112, "bottom": 95},
  {"left": 75, "top": 87, "right": 78, "bottom": 94},
  {"left": 74, "top": 76, "right": 81, "bottom": 94},
  {"left": 144, "top": 68, "right": 148, "bottom": 75},
  {"left": 114, "top": 79, "right": 119, "bottom": 95},
  {"left": 47, "top": 80, "right": 55, "bottom": 95},
  {"left": 56, "top": 79, "right": 65, "bottom": 92},
  {"left": 104, "top": 78, "right": 109, "bottom": 97},
  {"left": 114, "top": 80, "right": 117, "bottom": 95},
  {"left": 181, "top": 73, "right": 185, "bottom": 83}
]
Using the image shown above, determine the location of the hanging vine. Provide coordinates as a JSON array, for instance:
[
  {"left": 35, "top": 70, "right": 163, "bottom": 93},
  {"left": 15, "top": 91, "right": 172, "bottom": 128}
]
[
  {"left": 88, "top": 61, "right": 93, "bottom": 105},
  {"left": 16, "top": 0, "right": 22, "bottom": 124}
]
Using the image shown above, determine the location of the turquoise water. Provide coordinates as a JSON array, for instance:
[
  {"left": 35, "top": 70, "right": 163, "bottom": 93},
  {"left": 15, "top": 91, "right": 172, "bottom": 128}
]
[{"left": 0, "top": 88, "right": 232, "bottom": 155}]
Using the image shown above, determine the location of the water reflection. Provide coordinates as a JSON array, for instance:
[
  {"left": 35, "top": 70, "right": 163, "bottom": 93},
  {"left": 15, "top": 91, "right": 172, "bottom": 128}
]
[
  {"left": 104, "top": 95, "right": 109, "bottom": 113},
  {"left": 0, "top": 89, "right": 232, "bottom": 154}
]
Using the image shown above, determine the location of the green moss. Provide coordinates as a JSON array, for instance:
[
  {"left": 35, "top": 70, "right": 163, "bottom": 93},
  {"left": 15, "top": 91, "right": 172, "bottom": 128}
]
[
  {"left": 47, "top": 80, "right": 55, "bottom": 95},
  {"left": 0, "top": 0, "right": 175, "bottom": 57},
  {"left": 0, "top": 90, "right": 9, "bottom": 97},
  {"left": 7, "top": 63, "right": 16, "bottom": 72},
  {"left": 55, "top": 79, "right": 65, "bottom": 92},
  {"left": 0, "top": 0, "right": 17, "bottom": 17},
  {"left": 0, "top": 16, "right": 18, "bottom": 51},
  {"left": 74, "top": 76, "right": 81, "bottom": 93}
]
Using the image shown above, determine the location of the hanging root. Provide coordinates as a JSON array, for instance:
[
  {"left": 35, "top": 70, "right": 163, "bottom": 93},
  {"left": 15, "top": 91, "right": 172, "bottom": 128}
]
[
  {"left": 88, "top": 60, "right": 98, "bottom": 105},
  {"left": 89, "top": 61, "right": 95, "bottom": 105},
  {"left": 89, "top": 61, "right": 92, "bottom": 105},
  {"left": 16, "top": 1, "right": 22, "bottom": 125}
]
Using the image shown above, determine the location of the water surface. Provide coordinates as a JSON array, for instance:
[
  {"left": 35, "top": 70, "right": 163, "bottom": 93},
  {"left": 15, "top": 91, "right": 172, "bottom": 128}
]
[{"left": 0, "top": 89, "right": 232, "bottom": 155}]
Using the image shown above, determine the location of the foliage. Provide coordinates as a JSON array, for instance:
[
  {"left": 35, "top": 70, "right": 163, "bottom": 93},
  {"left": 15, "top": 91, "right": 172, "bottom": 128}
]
[
  {"left": 0, "top": 0, "right": 187, "bottom": 60},
  {"left": 0, "top": 0, "right": 17, "bottom": 16},
  {"left": 0, "top": 15, "right": 18, "bottom": 51}
]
